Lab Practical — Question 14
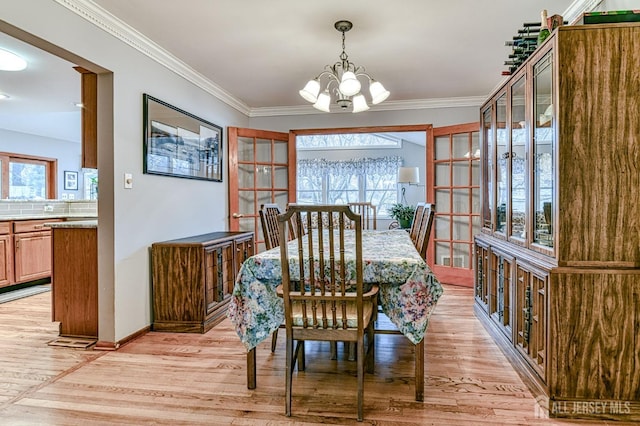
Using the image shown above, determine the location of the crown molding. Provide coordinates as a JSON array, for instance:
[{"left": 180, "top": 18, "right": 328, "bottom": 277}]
[
  {"left": 54, "top": 0, "right": 251, "bottom": 116},
  {"left": 56, "top": 0, "right": 597, "bottom": 119},
  {"left": 248, "top": 96, "right": 487, "bottom": 117}
]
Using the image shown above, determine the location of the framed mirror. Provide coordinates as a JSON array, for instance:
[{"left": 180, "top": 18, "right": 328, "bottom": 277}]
[{"left": 143, "top": 94, "right": 223, "bottom": 182}]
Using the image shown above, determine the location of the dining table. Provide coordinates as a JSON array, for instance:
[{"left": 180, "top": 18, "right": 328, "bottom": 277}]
[{"left": 227, "top": 228, "right": 443, "bottom": 401}]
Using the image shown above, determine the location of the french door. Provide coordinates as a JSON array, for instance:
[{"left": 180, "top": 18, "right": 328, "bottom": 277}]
[
  {"left": 227, "top": 127, "right": 295, "bottom": 252},
  {"left": 427, "top": 123, "right": 480, "bottom": 287}
]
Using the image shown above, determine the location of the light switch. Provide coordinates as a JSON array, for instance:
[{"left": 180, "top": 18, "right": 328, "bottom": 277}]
[{"left": 124, "top": 173, "right": 133, "bottom": 189}]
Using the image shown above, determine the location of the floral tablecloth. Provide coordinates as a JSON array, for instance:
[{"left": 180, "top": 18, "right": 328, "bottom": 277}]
[{"left": 228, "top": 230, "right": 443, "bottom": 350}]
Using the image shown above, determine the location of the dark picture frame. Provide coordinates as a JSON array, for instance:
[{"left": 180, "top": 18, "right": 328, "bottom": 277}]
[
  {"left": 63, "top": 170, "right": 78, "bottom": 190},
  {"left": 143, "top": 94, "right": 223, "bottom": 182}
]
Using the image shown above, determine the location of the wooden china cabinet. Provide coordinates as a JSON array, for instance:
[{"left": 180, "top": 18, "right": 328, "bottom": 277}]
[{"left": 474, "top": 23, "right": 640, "bottom": 421}]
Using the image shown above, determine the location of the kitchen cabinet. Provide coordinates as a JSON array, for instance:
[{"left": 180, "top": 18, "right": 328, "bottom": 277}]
[
  {"left": 0, "top": 218, "right": 62, "bottom": 287},
  {"left": 0, "top": 222, "right": 12, "bottom": 287},
  {"left": 474, "top": 23, "right": 640, "bottom": 421},
  {"left": 151, "top": 231, "right": 254, "bottom": 333}
]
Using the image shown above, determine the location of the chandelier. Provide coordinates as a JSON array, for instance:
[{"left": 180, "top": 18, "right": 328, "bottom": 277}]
[{"left": 299, "top": 20, "right": 390, "bottom": 113}]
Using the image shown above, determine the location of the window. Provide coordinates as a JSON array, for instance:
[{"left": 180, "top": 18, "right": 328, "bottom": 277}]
[
  {"left": 297, "top": 133, "right": 401, "bottom": 150},
  {"left": 297, "top": 156, "right": 401, "bottom": 217},
  {"left": 0, "top": 152, "right": 56, "bottom": 200}
]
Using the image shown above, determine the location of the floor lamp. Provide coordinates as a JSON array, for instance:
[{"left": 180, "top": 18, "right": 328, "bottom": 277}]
[{"left": 397, "top": 166, "right": 420, "bottom": 205}]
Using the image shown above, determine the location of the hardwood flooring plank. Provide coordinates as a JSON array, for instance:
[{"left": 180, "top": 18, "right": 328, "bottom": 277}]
[{"left": 1, "top": 286, "right": 638, "bottom": 425}]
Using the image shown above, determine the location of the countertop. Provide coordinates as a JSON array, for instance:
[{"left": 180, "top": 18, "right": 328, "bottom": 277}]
[
  {"left": 0, "top": 214, "right": 97, "bottom": 221},
  {"left": 45, "top": 220, "right": 98, "bottom": 229}
]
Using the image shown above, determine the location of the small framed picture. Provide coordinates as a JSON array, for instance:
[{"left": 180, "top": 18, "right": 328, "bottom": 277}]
[{"left": 64, "top": 171, "right": 78, "bottom": 190}]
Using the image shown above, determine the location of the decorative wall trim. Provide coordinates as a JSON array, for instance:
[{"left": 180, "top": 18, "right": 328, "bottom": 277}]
[
  {"left": 55, "top": 0, "right": 597, "bottom": 118},
  {"left": 54, "top": 0, "right": 251, "bottom": 116}
]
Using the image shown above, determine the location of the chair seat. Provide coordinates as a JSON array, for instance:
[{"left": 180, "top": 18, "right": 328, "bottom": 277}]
[{"left": 276, "top": 285, "right": 378, "bottom": 329}]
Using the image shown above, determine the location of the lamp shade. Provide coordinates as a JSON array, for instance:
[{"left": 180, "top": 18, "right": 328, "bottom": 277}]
[
  {"left": 351, "top": 94, "right": 369, "bottom": 113},
  {"left": 339, "top": 71, "right": 361, "bottom": 96},
  {"left": 312, "top": 90, "right": 331, "bottom": 112},
  {"left": 299, "top": 79, "right": 321, "bottom": 103},
  {"left": 398, "top": 166, "right": 420, "bottom": 184},
  {"left": 369, "top": 80, "right": 390, "bottom": 105}
]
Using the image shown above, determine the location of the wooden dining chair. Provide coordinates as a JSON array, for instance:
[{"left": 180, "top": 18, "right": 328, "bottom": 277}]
[
  {"left": 348, "top": 202, "right": 377, "bottom": 230},
  {"left": 415, "top": 203, "right": 435, "bottom": 260},
  {"left": 259, "top": 203, "right": 282, "bottom": 251},
  {"left": 409, "top": 203, "right": 426, "bottom": 245},
  {"left": 277, "top": 204, "right": 378, "bottom": 421}
]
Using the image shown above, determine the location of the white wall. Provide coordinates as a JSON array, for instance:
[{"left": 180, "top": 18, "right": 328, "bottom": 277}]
[
  {"left": 0, "top": 0, "right": 249, "bottom": 343},
  {"left": 0, "top": 128, "right": 85, "bottom": 199}
]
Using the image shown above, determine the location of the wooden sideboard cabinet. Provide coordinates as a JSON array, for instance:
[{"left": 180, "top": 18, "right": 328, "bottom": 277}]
[
  {"left": 475, "top": 23, "right": 640, "bottom": 421},
  {"left": 151, "top": 231, "right": 254, "bottom": 333},
  {"left": 0, "top": 222, "right": 12, "bottom": 287}
]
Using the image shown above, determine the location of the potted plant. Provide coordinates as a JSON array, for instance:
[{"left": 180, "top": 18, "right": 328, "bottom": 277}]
[{"left": 389, "top": 203, "right": 416, "bottom": 229}]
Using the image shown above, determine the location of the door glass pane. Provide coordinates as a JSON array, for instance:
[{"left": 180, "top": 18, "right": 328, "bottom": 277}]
[
  {"left": 482, "top": 107, "right": 493, "bottom": 229},
  {"left": 495, "top": 93, "right": 508, "bottom": 234},
  {"left": 256, "top": 191, "right": 272, "bottom": 209},
  {"left": 452, "top": 162, "right": 469, "bottom": 186},
  {"left": 274, "top": 140, "right": 288, "bottom": 163},
  {"left": 274, "top": 191, "right": 289, "bottom": 208},
  {"left": 435, "top": 190, "right": 450, "bottom": 213},
  {"left": 435, "top": 216, "right": 450, "bottom": 239},
  {"left": 256, "top": 138, "right": 272, "bottom": 162},
  {"left": 452, "top": 189, "right": 469, "bottom": 213},
  {"left": 274, "top": 166, "right": 288, "bottom": 188},
  {"left": 452, "top": 243, "right": 470, "bottom": 268},
  {"left": 435, "top": 163, "right": 450, "bottom": 186},
  {"left": 533, "top": 52, "right": 554, "bottom": 248},
  {"left": 435, "top": 241, "right": 450, "bottom": 266},
  {"left": 453, "top": 215, "right": 470, "bottom": 241},
  {"left": 9, "top": 161, "right": 46, "bottom": 199},
  {"left": 239, "top": 191, "right": 255, "bottom": 217},
  {"left": 452, "top": 134, "right": 469, "bottom": 159},
  {"left": 238, "top": 164, "right": 253, "bottom": 188},
  {"left": 435, "top": 136, "right": 449, "bottom": 160},
  {"left": 238, "top": 137, "right": 254, "bottom": 161},
  {"left": 256, "top": 165, "right": 272, "bottom": 189},
  {"left": 238, "top": 217, "right": 254, "bottom": 233},
  {"left": 511, "top": 76, "right": 527, "bottom": 239}
]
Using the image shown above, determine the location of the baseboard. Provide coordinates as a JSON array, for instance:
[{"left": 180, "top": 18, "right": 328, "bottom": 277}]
[{"left": 94, "top": 325, "right": 151, "bottom": 351}]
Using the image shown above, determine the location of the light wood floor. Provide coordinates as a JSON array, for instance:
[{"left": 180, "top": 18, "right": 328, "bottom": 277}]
[{"left": 0, "top": 285, "right": 629, "bottom": 425}]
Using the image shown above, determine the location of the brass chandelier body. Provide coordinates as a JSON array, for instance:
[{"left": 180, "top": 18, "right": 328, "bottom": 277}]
[{"left": 299, "top": 20, "right": 390, "bottom": 113}]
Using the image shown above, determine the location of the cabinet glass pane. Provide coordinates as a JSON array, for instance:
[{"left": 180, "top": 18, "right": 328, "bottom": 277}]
[
  {"left": 238, "top": 137, "right": 254, "bottom": 162},
  {"left": 435, "top": 136, "right": 449, "bottom": 160},
  {"left": 482, "top": 107, "right": 493, "bottom": 229},
  {"left": 510, "top": 76, "right": 527, "bottom": 240},
  {"left": 533, "top": 52, "right": 554, "bottom": 248},
  {"left": 496, "top": 93, "right": 508, "bottom": 234},
  {"left": 452, "top": 134, "right": 468, "bottom": 159},
  {"left": 256, "top": 138, "right": 272, "bottom": 162}
]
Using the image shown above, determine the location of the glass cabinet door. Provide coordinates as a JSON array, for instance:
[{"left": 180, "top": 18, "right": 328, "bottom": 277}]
[
  {"left": 509, "top": 76, "right": 527, "bottom": 240},
  {"left": 481, "top": 106, "right": 493, "bottom": 230},
  {"left": 532, "top": 52, "right": 554, "bottom": 248},
  {"left": 495, "top": 93, "right": 508, "bottom": 235}
]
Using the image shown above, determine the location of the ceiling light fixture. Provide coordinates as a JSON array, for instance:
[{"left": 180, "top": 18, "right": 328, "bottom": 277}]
[
  {"left": 0, "top": 48, "right": 27, "bottom": 71},
  {"left": 299, "top": 20, "right": 389, "bottom": 113}
]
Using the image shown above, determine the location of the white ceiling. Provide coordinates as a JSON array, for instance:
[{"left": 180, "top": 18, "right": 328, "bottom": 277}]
[{"left": 0, "top": 0, "right": 581, "bottom": 141}]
